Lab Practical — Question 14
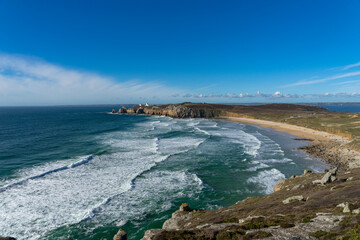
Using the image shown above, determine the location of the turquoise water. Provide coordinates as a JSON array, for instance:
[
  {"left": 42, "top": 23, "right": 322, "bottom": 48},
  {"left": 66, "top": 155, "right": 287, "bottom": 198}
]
[{"left": 0, "top": 106, "right": 328, "bottom": 240}]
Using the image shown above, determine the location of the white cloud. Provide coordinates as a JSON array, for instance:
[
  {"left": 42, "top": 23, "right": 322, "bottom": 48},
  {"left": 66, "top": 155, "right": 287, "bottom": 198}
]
[
  {"left": 225, "top": 93, "right": 251, "bottom": 98},
  {"left": 0, "top": 53, "right": 181, "bottom": 105},
  {"left": 180, "top": 91, "right": 300, "bottom": 99},
  {"left": 343, "top": 62, "right": 360, "bottom": 70},
  {"left": 309, "top": 92, "right": 360, "bottom": 98},
  {"left": 334, "top": 80, "right": 360, "bottom": 85},
  {"left": 284, "top": 71, "right": 360, "bottom": 87}
]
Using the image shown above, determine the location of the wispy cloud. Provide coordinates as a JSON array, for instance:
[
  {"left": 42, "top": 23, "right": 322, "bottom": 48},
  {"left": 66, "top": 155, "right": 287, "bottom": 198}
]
[
  {"left": 309, "top": 92, "right": 360, "bottom": 98},
  {"left": 178, "top": 91, "right": 301, "bottom": 99},
  {"left": 334, "top": 80, "right": 360, "bottom": 85},
  {"left": 343, "top": 62, "right": 360, "bottom": 70},
  {"left": 284, "top": 71, "right": 360, "bottom": 87},
  {"left": 0, "top": 53, "right": 181, "bottom": 105}
]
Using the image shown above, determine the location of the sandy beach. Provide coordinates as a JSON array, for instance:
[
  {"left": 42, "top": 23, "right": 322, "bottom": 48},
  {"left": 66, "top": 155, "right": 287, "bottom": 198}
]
[
  {"left": 224, "top": 116, "right": 360, "bottom": 169},
  {"left": 223, "top": 116, "right": 350, "bottom": 144}
]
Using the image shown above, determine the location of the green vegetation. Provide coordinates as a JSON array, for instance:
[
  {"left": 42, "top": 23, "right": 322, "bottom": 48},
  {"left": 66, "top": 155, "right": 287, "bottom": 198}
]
[
  {"left": 222, "top": 217, "right": 239, "bottom": 223},
  {"left": 240, "top": 216, "right": 295, "bottom": 230},
  {"left": 216, "top": 230, "right": 245, "bottom": 240},
  {"left": 243, "top": 231, "right": 272, "bottom": 239},
  {"left": 302, "top": 216, "right": 312, "bottom": 223}
]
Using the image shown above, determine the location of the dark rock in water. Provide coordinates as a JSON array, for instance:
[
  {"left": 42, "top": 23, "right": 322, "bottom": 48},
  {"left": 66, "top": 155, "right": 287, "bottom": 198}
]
[
  {"left": 136, "top": 108, "right": 145, "bottom": 114},
  {"left": 127, "top": 107, "right": 136, "bottom": 113},
  {"left": 0, "top": 237, "right": 16, "bottom": 240},
  {"left": 112, "top": 109, "right": 116, "bottom": 113},
  {"left": 113, "top": 228, "right": 127, "bottom": 240},
  {"left": 119, "top": 106, "right": 127, "bottom": 113}
]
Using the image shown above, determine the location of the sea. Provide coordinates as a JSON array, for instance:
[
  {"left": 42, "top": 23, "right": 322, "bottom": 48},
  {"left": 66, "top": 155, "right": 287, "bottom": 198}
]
[
  {"left": 319, "top": 104, "right": 360, "bottom": 113},
  {"left": 0, "top": 105, "right": 333, "bottom": 240}
]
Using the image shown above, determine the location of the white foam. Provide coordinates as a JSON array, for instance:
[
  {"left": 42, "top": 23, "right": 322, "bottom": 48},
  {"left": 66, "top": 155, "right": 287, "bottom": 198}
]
[
  {"left": 194, "top": 127, "right": 210, "bottom": 136},
  {"left": 76, "top": 170, "right": 203, "bottom": 234},
  {"left": 157, "top": 137, "right": 205, "bottom": 155},
  {"left": 187, "top": 120, "right": 200, "bottom": 127},
  {"left": 0, "top": 155, "right": 93, "bottom": 191},
  {"left": 259, "top": 158, "right": 293, "bottom": 164},
  {"left": 247, "top": 168, "right": 285, "bottom": 194},
  {"left": 208, "top": 128, "right": 261, "bottom": 156},
  {"left": 0, "top": 143, "right": 169, "bottom": 239},
  {"left": 246, "top": 161, "right": 270, "bottom": 171},
  {"left": 0, "top": 116, "right": 210, "bottom": 239}
]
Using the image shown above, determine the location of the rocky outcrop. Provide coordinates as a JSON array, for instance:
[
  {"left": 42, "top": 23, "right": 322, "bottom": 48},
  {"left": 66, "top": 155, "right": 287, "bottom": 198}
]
[
  {"left": 312, "top": 167, "right": 337, "bottom": 185},
  {"left": 141, "top": 229, "right": 163, "bottom": 240},
  {"left": 300, "top": 142, "right": 360, "bottom": 170},
  {"left": 0, "top": 237, "right": 16, "bottom": 240},
  {"left": 136, "top": 108, "right": 145, "bottom": 114},
  {"left": 137, "top": 168, "right": 360, "bottom": 240},
  {"left": 179, "top": 203, "right": 191, "bottom": 212},
  {"left": 117, "top": 103, "right": 222, "bottom": 118},
  {"left": 282, "top": 195, "right": 305, "bottom": 204},
  {"left": 113, "top": 229, "right": 127, "bottom": 240},
  {"left": 273, "top": 179, "right": 285, "bottom": 192},
  {"left": 162, "top": 203, "right": 195, "bottom": 230},
  {"left": 119, "top": 106, "right": 127, "bottom": 113}
]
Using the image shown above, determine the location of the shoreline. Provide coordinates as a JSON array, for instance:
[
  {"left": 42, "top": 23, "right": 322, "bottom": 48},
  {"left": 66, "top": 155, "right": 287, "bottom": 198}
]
[
  {"left": 222, "top": 116, "right": 360, "bottom": 170},
  {"left": 222, "top": 116, "right": 349, "bottom": 144}
]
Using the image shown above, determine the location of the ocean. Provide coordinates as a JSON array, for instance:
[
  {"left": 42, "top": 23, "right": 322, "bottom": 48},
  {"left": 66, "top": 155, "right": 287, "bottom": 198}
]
[
  {"left": 319, "top": 104, "right": 360, "bottom": 113},
  {"left": 0, "top": 106, "right": 328, "bottom": 240}
]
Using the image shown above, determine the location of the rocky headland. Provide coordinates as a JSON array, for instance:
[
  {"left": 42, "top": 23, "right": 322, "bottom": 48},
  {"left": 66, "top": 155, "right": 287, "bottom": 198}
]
[
  {"left": 137, "top": 168, "right": 360, "bottom": 239},
  {"left": 113, "top": 102, "right": 222, "bottom": 118}
]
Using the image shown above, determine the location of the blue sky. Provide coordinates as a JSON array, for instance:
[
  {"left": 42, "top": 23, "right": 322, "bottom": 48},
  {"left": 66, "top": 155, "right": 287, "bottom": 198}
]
[{"left": 1, "top": 0, "right": 360, "bottom": 105}]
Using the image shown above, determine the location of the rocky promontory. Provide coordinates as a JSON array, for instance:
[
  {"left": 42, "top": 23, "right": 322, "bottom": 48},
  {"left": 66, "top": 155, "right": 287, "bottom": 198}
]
[
  {"left": 137, "top": 168, "right": 360, "bottom": 239},
  {"left": 117, "top": 103, "right": 222, "bottom": 118},
  {"left": 112, "top": 102, "right": 327, "bottom": 119}
]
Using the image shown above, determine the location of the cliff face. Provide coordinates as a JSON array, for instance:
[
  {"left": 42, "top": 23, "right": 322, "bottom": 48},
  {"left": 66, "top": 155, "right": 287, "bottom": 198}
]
[{"left": 126, "top": 103, "right": 222, "bottom": 118}]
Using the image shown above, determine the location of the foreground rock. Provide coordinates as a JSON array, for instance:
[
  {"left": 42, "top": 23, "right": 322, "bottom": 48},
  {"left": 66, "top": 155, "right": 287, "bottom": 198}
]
[
  {"left": 282, "top": 195, "right": 305, "bottom": 204},
  {"left": 0, "top": 237, "right": 16, "bottom": 240},
  {"left": 136, "top": 168, "right": 360, "bottom": 240},
  {"left": 113, "top": 229, "right": 127, "bottom": 240},
  {"left": 312, "top": 167, "right": 338, "bottom": 185}
]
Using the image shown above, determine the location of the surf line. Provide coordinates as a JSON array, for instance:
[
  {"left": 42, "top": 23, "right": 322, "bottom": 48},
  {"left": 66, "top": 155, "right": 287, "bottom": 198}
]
[{"left": 0, "top": 155, "right": 94, "bottom": 193}]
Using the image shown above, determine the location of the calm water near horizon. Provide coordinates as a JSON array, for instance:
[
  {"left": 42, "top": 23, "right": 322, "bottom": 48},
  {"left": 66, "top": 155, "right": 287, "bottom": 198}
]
[
  {"left": 319, "top": 104, "right": 360, "bottom": 113},
  {"left": 0, "top": 106, "right": 330, "bottom": 240}
]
